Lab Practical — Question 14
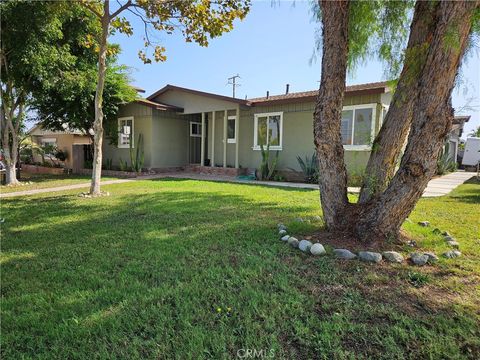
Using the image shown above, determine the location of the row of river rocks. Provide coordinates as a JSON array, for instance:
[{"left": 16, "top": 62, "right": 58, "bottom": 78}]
[{"left": 278, "top": 222, "right": 461, "bottom": 265}]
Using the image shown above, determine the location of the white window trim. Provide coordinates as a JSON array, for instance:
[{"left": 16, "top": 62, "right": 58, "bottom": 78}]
[
  {"left": 190, "top": 121, "right": 202, "bottom": 138},
  {"left": 227, "top": 115, "right": 237, "bottom": 144},
  {"left": 253, "top": 111, "right": 283, "bottom": 151},
  {"left": 380, "top": 104, "right": 389, "bottom": 127},
  {"left": 41, "top": 138, "right": 57, "bottom": 144},
  {"left": 118, "top": 116, "right": 134, "bottom": 149},
  {"left": 342, "top": 104, "right": 377, "bottom": 151}
]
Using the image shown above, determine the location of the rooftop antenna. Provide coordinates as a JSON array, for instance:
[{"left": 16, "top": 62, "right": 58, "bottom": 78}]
[{"left": 227, "top": 74, "right": 241, "bottom": 98}]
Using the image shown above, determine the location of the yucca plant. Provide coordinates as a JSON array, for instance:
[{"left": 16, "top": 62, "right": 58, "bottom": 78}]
[
  {"left": 129, "top": 133, "right": 145, "bottom": 173},
  {"left": 295, "top": 152, "right": 319, "bottom": 183},
  {"left": 259, "top": 143, "right": 279, "bottom": 180}
]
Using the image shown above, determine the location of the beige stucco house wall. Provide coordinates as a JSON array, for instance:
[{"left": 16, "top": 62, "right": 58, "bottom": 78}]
[{"left": 29, "top": 126, "right": 91, "bottom": 169}]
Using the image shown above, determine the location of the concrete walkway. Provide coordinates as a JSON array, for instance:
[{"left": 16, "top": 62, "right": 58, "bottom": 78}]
[
  {"left": 421, "top": 171, "right": 475, "bottom": 197},
  {"left": 1, "top": 171, "right": 475, "bottom": 199}
]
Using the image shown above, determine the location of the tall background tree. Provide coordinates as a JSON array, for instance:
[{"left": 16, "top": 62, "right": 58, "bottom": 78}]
[
  {"left": 0, "top": 0, "right": 135, "bottom": 185},
  {"left": 79, "top": 0, "right": 251, "bottom": 195},
  {"left": 313, "top": 0, "right": 479, "bottom": 241}
]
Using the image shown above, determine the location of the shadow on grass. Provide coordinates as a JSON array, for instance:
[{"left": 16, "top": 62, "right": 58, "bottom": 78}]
[{"left": 1, "top": 183, "right": 479, "bottom": 359}]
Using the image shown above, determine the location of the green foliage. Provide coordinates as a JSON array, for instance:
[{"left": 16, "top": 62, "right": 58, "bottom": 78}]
[
  {"left": 468, "top": 126, "right": 480, "bottom": 137},
  {"left": 118, "top": 158, "right": 128, "bottom": 172},
  {"left": 295, "top": 152, "right": 319, "bottom": 184},
  {"left": 436, "top": 152, "right": 457, "bottom": 175},
  {"left": 129, "top": 133, "right": 145, "bottom": 173},
  {"left": 311, "top": 0, "right": 413, "bottom": 78},
  {"left": 259, "top": 143, "right": 279, "bottom": 181},
  {"left": 104, "top": 158, "right": 113, "bottom": 171},
  {"left": 407, "top": 271, "right": 430, "bottom": 288}
]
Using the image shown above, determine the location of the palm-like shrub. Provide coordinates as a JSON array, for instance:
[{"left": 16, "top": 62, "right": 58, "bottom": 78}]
[
  {"left": 259, "top": 143, "right": 279, "bottom": 180},
  {"left": 295, "top": 152, "right": 319, "bottom": 183}
]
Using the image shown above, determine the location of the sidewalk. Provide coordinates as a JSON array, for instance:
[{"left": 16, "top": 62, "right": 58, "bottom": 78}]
[{"left": 1, "top": 171, "right": 475, "bottom": 199}]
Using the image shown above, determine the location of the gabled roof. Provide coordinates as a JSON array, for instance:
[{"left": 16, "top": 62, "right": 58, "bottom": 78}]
[
  {"left": 135, "top": 98, "right": 183, "bottom": 112},
  {"left": 453, "top": 115, "right": 471, "bottom": 124},
  {"left": 249, "top": 81, "right": 390, "bottom": 105},
  {"left": 147, "top": 84, "right": 250, "bottom": 105}
]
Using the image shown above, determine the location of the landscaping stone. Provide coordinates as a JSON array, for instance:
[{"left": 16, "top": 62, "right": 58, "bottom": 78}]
[
  {"left": 278, "top": 224, "right": 287, "bottom": 231},
  {"left": 358, "top": 251, "right": 382, "bottom": 263},
  {"left": 443, "top": 250, "right": 461, "bottom": 258},
  {"left": 444, "top": 235, "right": 455, "bottom": 242},
  {"left": 424, "top": 252, "right": 439, "bottom": 264},
  {"left": 288, "top": 237, "right": 299, "bottom": 248},
  {"left": 310, "top": 243, "right": 326, "bottom": 256},
  {"left": 410, "top": 253, "right": 429, "bottom": 266},
  {"left": 281, "top": 235, "right": 290, "bottom": 242},
  {"left": 446, "top": 240, "right": 460, "bottom": 248},
  {"left": 442, "top": 231, "right": 451, "bottom": 237},
  {"left": 298, "top": 240, "right": 312, "bottom": 252},
  {"left": 407, "top": 240, "right": 417, "bottom": 247},
  {"left": 294, "top": 217, "right": 304, "bottom": 223},
  {"left": 432, "top": 228, "right": 442, "bottom": 235},
  {"left": 418, "top": 221, "right": 430, "bottom": 227},
  {"left": 312, "top": 215, "right": 322, "bottom": 221},
  {"left": 382, "top": 251, "right": 404, "bottom": 263},
  {"left": 279, "top": 229, "right": 287, "bottom": 236},
  {"left": 333, "top": 249, "right": 357, "bottom": 260}
]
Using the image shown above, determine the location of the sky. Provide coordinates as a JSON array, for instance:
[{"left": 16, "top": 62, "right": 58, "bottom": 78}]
[{"left": 111, "top": 0, "right": 480, "bottom": 139}]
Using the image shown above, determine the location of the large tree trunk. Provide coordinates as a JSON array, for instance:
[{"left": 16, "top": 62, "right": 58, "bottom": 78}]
[
  {"left": 355, "top": 0, "right": 478, "bottom": 241},
  {"left": 358, "top": 1, "right": 438, "bottom": 203},
  {"left": 1, "top": 94, "right": 21, "bottom": 186},
  {"left": 313, "top": 0, "right": 350, "bottom": 230},
  {"left": 89, "top": 0, "right": 110, "bottom": 195}
]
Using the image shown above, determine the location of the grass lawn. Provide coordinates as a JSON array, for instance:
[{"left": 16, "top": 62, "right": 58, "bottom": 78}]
[
  {"left": 1, "top": 178, "right": 479, "bottom": 359},
  {"left": 0, "top": 173, "right": 118, "bottom": 194}
]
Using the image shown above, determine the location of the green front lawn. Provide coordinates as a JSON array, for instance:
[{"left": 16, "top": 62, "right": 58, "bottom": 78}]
[
  {"left": 0, "top": 173, "right": 118, "bottom": 193},
  {"left": 1, "top": 178, "right": 479, "bottom": 359}
]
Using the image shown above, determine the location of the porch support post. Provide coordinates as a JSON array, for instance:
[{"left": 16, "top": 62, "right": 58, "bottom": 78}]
[
  {"left": 211, "top": 111, "right": 215, "bottom": 167},
  {"left": 201, "top": 112, "right": 205, "bottom": 166},
  {"left": 223, "top": 110, "right": 227, "bottom": 168},
  {"left": 235, "top": 105, "right": 240, "bottom": 168}
]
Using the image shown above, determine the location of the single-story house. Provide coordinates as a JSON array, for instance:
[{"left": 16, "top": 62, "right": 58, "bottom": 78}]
[
  {"left": 446, "top": 115, "right": 470, "bottom": 164},
  {"left": 102, "top": 81, "right": 392, "bottom": 178},
  {"left": 28, "top": 125, "right": 92, "bottom": 170}
]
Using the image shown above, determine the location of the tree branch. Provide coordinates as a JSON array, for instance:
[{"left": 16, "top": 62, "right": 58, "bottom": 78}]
[{"left": 109, "top": 0, "right": 132, "bottom": 20}]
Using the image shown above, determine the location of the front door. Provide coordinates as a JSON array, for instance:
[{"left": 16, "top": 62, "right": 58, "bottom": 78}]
[{"left": 189, "top": 121, "right": 202, "bottom": 164}]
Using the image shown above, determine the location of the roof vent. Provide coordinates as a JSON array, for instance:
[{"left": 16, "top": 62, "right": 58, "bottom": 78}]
[
  {"left": 286, "top": 84, "right": 290, "bottom": 94},
  {"left": 266, "top": 91, "right": 269, "bottom": 99}
]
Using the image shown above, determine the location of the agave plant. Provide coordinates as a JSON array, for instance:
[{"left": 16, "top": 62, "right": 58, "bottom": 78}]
[
  {"left": 129, "top": 133, "right": 145, "bottom": 173},
  {"left": 259, "top": 142, "right": 279, "bottom": 180},
  {"left": 295, "top": 152, "right": 319, "bottom": 183}
]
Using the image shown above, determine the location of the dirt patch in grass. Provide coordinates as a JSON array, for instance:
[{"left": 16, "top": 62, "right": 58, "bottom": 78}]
[{"left": 307, "top": 229, "right": 412, "bottom": 252}]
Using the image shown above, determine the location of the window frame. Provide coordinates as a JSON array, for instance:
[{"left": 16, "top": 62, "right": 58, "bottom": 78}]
[
  {"left": 190, "top": 121, "right": 202, "bottom": 138},
  {"left": 341, "top": 104, "right": 377, "bottom": 151},
  {"left": 227, "top": 115, "right": 237, "bottom": 144},
  {"left": 118, "top": 116, "right": 134, "bottom": 149},
  {"left": 253, "top": 111, "right": 283, "bottom": 151}
]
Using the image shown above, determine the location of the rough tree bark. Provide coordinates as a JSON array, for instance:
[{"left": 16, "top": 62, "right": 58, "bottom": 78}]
[
  {"left": 313, "top": 0, "right": 350, "bottom": 230},
  {"left": 358, "top": 1, "right": 437, "bottom": 203},
  {"left": 89, "top": 0, "right": 110, "bottom": 195},
  {"left": 355, "top": 0, "right": 478, "bottom": 240}
]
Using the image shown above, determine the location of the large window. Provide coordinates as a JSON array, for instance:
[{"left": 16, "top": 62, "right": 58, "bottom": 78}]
[
  {"left": 253, "top": 112, "right": 283, "bottom": 150},
  {"left": 118, "top": 116, "right": 134, "bottom": 148},
  {"left": 227, "top": 116, "right": 236, "bottom": 143},
  {"left": 341, "top": 105, "right": 376, "bottom": 149}
]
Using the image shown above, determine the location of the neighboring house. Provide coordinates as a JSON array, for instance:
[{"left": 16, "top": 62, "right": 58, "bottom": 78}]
[
  {"left": 102, "top": 81, "right": 392, "bottom": 178},
  {"left": 446, "top": 115, "right": 470, "bottom": 164},
  {"left": 28, "top": 125, "right": 92, "bottom": 170}
]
